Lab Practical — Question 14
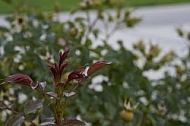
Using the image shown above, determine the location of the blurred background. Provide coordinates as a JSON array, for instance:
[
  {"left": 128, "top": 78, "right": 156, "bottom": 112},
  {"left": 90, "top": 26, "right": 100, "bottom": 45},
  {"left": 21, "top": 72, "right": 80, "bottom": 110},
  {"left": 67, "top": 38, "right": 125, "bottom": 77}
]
[{"left": 0, "top": 0, "right": 190, "bottom": 126}]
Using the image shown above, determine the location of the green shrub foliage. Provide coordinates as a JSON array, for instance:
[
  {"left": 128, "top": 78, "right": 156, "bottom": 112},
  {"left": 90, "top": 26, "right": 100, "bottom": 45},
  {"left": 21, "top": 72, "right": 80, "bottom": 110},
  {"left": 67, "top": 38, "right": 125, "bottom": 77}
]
[{"left": 0, "top": 0, "right": 190, "bottom": 125}]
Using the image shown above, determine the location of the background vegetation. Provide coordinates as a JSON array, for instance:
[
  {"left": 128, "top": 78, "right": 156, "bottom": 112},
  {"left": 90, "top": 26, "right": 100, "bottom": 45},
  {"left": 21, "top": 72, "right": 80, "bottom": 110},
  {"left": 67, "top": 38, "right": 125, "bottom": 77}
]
[
  {"left": 0, "top": 0, "right": 190, "bottom": 126},
  {"left": 0, "top": 0, "right": 190, "bottom": 13}
]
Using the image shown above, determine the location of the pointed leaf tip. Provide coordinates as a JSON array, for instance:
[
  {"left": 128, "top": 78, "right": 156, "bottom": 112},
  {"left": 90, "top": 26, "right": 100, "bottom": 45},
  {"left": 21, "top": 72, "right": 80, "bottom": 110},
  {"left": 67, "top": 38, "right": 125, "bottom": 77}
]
[
  {"left": 87, "top": 61, "right": 112, "bottom": 76},
  {"left": 68, "top": 66, "right": 88, "bottom": 82},
  {"left": 3, "top": 74, "right": 37, "bottom": 89}
]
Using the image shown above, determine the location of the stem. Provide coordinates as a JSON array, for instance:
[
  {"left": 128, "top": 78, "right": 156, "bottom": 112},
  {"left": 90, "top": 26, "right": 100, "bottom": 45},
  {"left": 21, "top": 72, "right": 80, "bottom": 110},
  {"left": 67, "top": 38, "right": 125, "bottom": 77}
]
[
  {"left": 72, "top": 83, "right": 81, "bottom": 92},
  {"left": 5, "top": 107, "right": 37, "bottom": 125},
  {"left": 105, "top": 19, "right": 120, "bottom": 41},
  {"left": 60, "top": 82, "right": 81, "bottom": 120},
  {"left": 83, "top": 10, "right": 99, "bottom": 42},
  {"left": 5, "top": 107, "right": 21, "bottom": 115},
  {"left": 35, "top": 87, "right": 60, "bottom": 125},
  {"left": 54, "top": 83, "right": 63, "bottom": 125},
  {"left": 138, "top": 113, "right": 145, "bottom": 126}
]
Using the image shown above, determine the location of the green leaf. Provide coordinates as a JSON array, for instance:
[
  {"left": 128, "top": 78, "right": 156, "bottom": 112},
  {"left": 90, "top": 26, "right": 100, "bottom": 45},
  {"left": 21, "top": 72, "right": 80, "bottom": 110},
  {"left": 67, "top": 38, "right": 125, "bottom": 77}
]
[
  {"left": 5, "top": 115, "right": 25, "bottom": 126},
  {"left": 0, "top": 26, "right": 9, "bottom": 32},
  {"left": 82, "top": 111, "right": 104, "bottom": 123},
  {"left": 24, "top": 99, "right": 43, "bottom": 114}
]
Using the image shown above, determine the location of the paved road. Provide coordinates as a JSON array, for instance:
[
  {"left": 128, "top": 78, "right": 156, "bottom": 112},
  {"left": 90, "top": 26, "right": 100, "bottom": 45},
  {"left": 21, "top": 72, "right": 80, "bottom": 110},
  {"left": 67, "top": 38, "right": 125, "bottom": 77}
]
[{"left": 110, "top": 4, "right": 190, "bottom": 54}]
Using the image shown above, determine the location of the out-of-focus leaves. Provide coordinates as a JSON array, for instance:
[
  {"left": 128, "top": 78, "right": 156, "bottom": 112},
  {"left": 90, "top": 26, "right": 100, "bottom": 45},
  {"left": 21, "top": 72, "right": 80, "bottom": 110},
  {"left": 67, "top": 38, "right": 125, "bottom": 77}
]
[
  {"left": 124, "top": 17, "right": 142, "bottom": 27},
  {"left": 5, "top": 115, "right": 25, "bottom": 126},
  {"left": 82, "top": 111, "right": 104, "bottom": 123},
  {"left": 0, "top": 101, "right": 7, "bottom": 109},
  {"left": 0, "top": 26, "right": 9, "bottom": 32},
  {"left": 176, "top": 27, "right": 184, "bottom": 37},
  {"left": 24, "top": 99, "right": 43, "bottom": 114},
  {"left": 1, "top": 0, "right": 12, "bottom": 4}
]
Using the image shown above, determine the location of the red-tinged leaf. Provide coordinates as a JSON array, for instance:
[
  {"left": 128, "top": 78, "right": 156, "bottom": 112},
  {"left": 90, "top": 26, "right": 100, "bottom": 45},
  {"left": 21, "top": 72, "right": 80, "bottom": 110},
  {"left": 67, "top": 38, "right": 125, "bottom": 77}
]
[
  {"left": 68, "top": 66, "right": 88, "bottom": 82},
  {"left": 72, "top": 65, "right": 87, "bottom": 74},
  {"left": 87, "top": 61, "right": 112, "bottom": 76},
  {"left": 59, "top": 48, "right": 70, "bottom": 67},
  {"left": 55, "top": 82, "right": 65, "bottom": 88},
  {"left": 3, "top": 74, "right": 37, "bottom": 89},
  {"left": 48, "top": 62, "right": 62, "bottom": 81},
  {"left": 24, "top": 99, "right": 43, "bottom": 114},
  {"left": 59, "top": 62, "right": 67, "bottom": 75},
  {"left": 61, "top": 118, "right": 86, "bottom": 126},
  {"left": 5, "top": 115, "right": 25, "bottom": 126},
  {"left": 68, "top": 72, "right": 87, "bottom": 82}
]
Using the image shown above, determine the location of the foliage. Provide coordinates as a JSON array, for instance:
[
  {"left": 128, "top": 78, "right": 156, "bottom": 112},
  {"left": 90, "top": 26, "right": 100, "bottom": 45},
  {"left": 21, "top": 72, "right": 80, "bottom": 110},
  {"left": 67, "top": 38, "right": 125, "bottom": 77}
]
[
  {"left": 1, "top": 0, "right": 190, "bottom": 126},
  {"left": 1, "top": 49, "right": 111, "bottom": 125},
  {"left": 0, "top": 0, "right": 190, "bottom": 14}
]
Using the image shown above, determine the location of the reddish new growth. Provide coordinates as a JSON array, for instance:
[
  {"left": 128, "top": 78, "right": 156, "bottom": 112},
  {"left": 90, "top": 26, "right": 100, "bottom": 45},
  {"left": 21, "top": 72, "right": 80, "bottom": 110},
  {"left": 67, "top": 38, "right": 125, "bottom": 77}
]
[
  {"left": 1, "top": 48, "right": 112, "bottom": 126},
  {"left": 47, "top": 48, "right": 69, "bottom": 82},
  {"left": 3, "top": 48, "right": 112, "bottom": 89},
  {"left": 3, "top": 74, "right": 37, "bottom": 89}
]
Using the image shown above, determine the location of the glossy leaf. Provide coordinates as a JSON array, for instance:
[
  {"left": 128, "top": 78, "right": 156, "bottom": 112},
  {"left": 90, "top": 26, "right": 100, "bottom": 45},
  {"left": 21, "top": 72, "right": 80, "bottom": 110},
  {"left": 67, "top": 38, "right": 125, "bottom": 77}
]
[
  {"left": 40, "top": 122, "right": 55, "bottom": 126},
  {"left": 64, "top": 92, "right": 76, "bottom": 98},
  {"left": 3, "top": 74, "right": 37, "bottom": 89},
  {"left": 38, "top": 82, "right": 47, "bottom": 91},
  {"left": 87, "top": 61, "right": 112, "bottom": 76},
  {"left": 59, "top": 48, "right": 69, "bottom": 67},
  {"left": 68, "top": 66, "right": 87, "bottom": 82},
  {"left": 24, "top": 99, "right": 43, "bottom": 114},
  {"left": 5, "top": 115, "right": 25, "bottom": 126},
  {"left": 46, "top": 92, "right": 58, "bottom": 98}
]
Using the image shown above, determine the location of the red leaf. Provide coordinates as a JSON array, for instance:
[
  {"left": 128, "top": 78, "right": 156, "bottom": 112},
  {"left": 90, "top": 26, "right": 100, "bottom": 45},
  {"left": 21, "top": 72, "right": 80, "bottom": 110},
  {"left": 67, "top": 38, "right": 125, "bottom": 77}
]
[
  {"left": 68, "top": 72, "right": 87, "bottom": 82},
  {"left": 87, "top": 61, "right": 112, "bottom": 76},
  {"left": 59, "top": 48, "right": 69, "bottom": 67},
  {"left": 3, "top": 74, "right": 37, "bottom": 89},
  {"left": 68, "top": 66, "right": 87, "bottom": 82},
  {"left": 55, "top": 82, "right": 65, "bottom": 88},
  {"left": 48, "top": 63, "right": 61, "bottom": 81}
]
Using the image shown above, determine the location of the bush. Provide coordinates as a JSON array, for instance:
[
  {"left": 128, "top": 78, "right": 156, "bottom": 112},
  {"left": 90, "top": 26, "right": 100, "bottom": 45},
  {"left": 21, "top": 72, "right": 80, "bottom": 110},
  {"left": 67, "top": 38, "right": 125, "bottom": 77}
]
[{"left": 1, "top": 0, "right": 190, "bottom": 125}]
